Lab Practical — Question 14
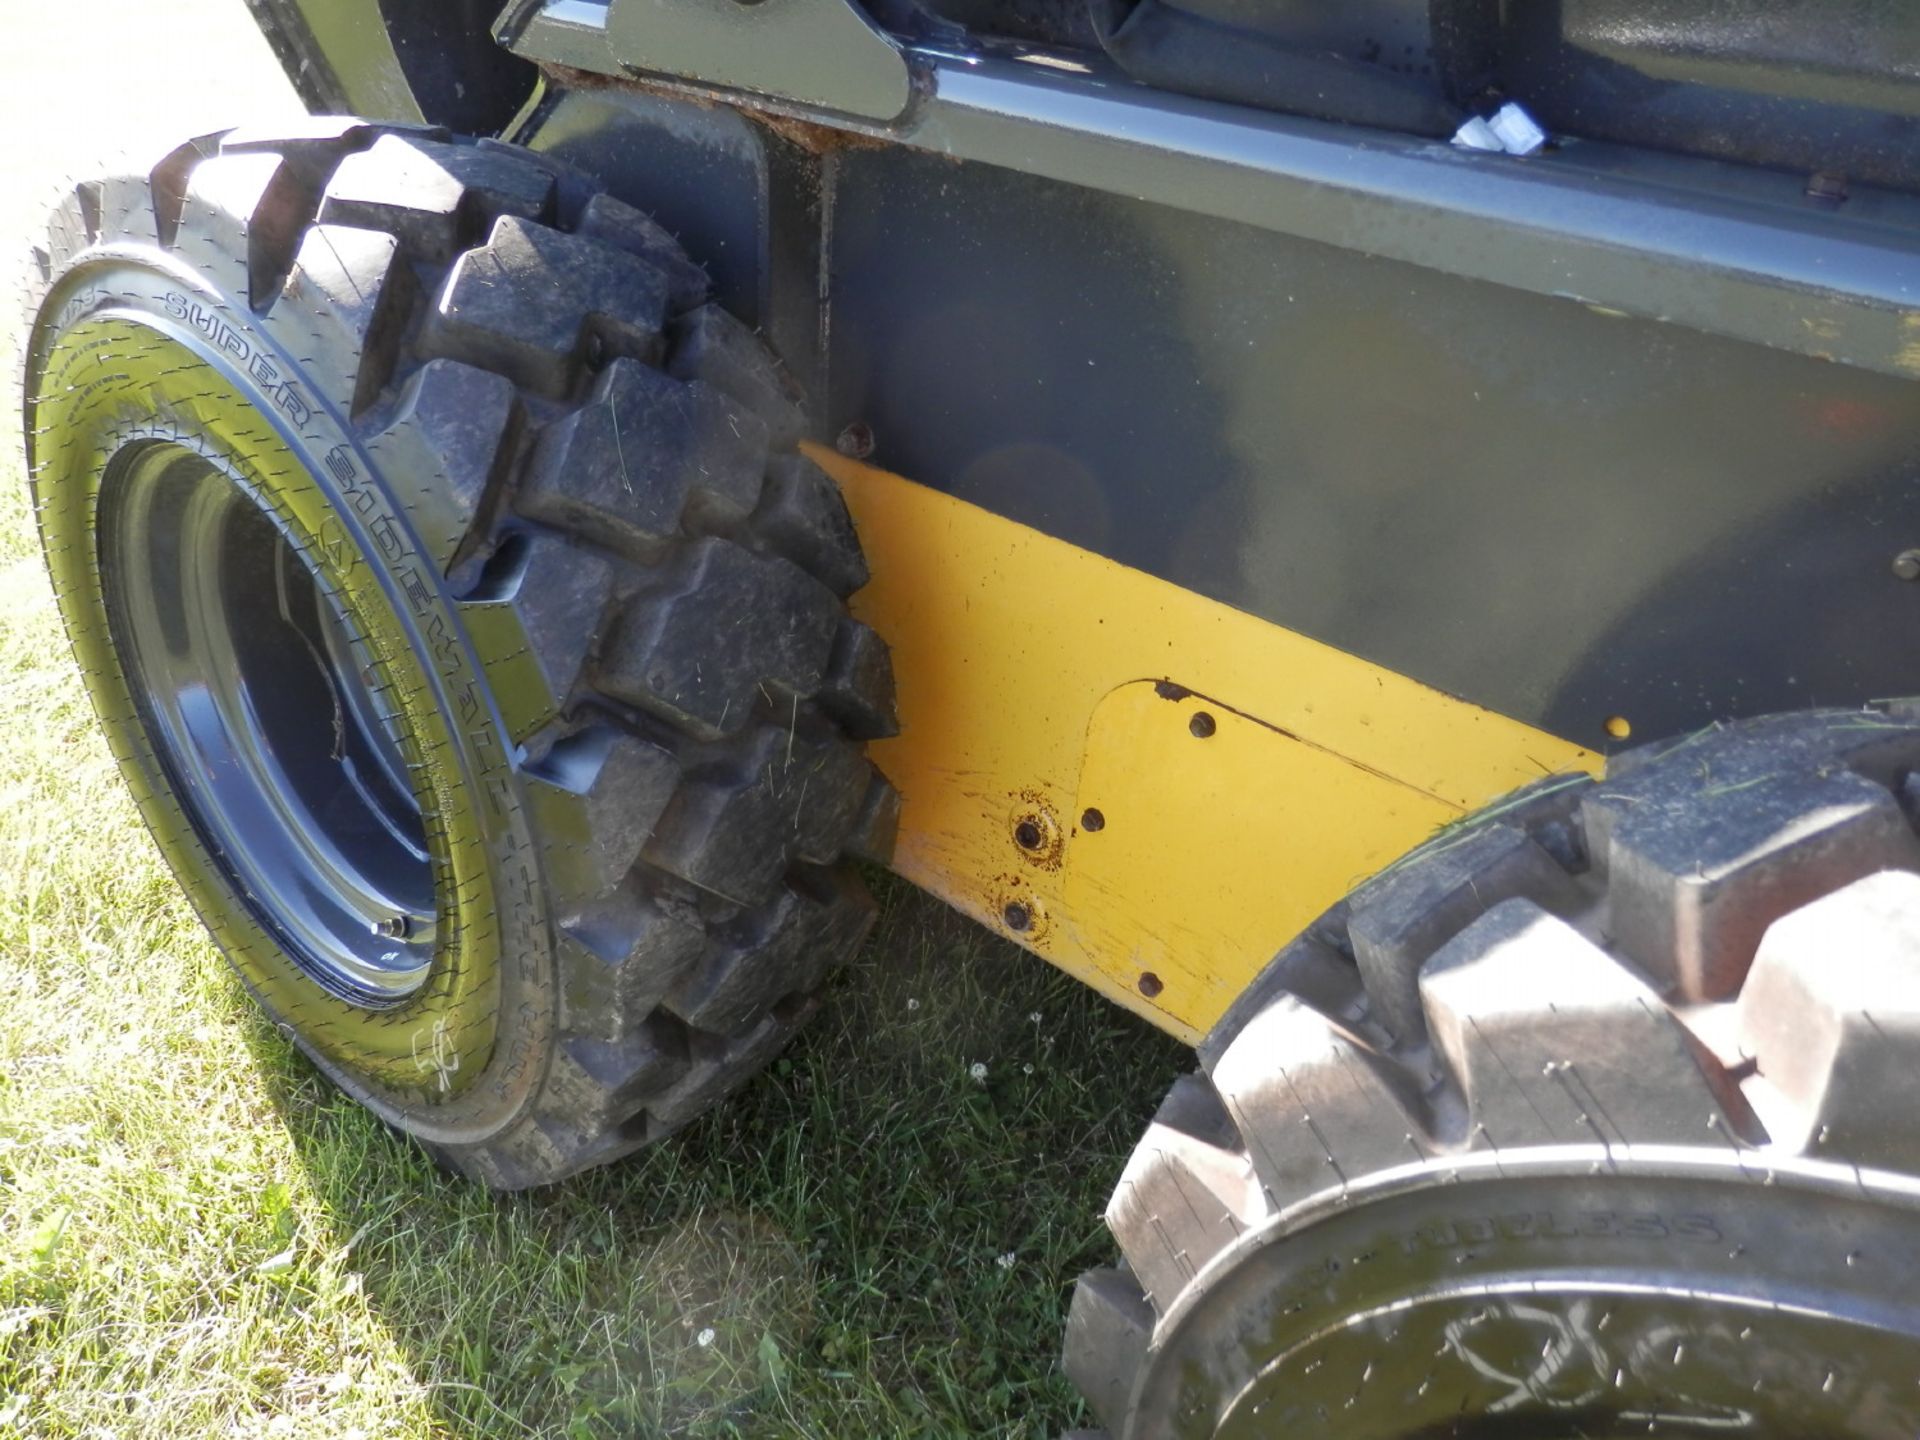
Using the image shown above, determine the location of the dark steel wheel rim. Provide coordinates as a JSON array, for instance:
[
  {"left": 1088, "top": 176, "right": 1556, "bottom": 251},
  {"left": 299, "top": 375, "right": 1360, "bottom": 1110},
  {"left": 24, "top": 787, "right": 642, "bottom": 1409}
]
[{"left": 100, "top": 440, "right": 437, "bottom": 1006}]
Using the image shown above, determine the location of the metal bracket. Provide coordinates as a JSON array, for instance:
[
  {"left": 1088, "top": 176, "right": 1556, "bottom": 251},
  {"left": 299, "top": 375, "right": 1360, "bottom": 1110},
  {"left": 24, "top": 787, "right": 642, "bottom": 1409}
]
[{"left": 499, "top": 0, "right": 913, "bottom": 122}]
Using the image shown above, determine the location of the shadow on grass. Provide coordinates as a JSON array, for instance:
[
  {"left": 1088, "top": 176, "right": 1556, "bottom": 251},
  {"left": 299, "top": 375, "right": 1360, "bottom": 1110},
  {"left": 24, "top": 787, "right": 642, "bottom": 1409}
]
[{"left": 247, "top": 874, "right": 1189, "bottom": 1438}]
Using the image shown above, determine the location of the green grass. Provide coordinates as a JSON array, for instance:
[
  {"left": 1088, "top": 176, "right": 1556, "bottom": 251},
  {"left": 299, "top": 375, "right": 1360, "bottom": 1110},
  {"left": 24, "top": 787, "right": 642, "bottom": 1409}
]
[{"left": 0, "top": 4, "right": 1189, "bottom": 1433}]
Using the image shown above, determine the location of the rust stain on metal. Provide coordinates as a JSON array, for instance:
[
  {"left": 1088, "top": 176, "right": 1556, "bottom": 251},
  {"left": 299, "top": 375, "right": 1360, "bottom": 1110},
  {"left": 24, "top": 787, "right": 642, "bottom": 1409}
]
[
  {"left": 539, "top": 61, "right": 888, "bottom": 155},
  {"left": 1007, "top": 788, "right": 1064, "bottom": 871},
  {"left": 743, "top": 107, "right": 888, "bottom": 156},
  {"left": 538, "top": 61, "right": 717, "bottom": 106},
  {"left": 991, "top": 881, "right": 1050, "bottom": 943}
]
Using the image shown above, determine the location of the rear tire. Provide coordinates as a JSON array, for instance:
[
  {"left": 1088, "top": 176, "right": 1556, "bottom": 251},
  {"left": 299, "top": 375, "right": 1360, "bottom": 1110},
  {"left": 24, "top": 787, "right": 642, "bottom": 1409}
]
[
  {"left": 24, "top": 122, "right": 898, "bottom": 1188},
  {"left": 1067, "top": 708, "right": 1920, "bottom": 1436}
]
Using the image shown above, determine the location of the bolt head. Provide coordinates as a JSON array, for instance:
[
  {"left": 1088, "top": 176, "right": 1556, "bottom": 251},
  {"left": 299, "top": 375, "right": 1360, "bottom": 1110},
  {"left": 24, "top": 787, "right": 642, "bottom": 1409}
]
[
  {"left": 835, "top": 421, "right": 876, "bottom": 459},
  {"left": 1894, "top": 550, "right": 1920, "bottom": 582},
  {"left": 1806, "top": 170, "right": 1849, "bottom": 204}
]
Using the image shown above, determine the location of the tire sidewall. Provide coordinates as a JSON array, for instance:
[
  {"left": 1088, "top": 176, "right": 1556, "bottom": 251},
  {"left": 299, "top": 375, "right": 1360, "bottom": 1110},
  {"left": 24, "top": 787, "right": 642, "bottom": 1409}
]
[
  {"left": 26, "top": 246, "right": 556, "bottom": 1142},
  {"left": 1143, "top": 1157, "right": 1920, "bottom": 1437}
]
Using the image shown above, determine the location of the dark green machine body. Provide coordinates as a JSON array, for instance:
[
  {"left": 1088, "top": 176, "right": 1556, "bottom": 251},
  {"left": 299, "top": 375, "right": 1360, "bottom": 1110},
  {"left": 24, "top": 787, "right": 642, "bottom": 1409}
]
[{"left": 249, "top": 0, "right": 1920, "bottom": 754}]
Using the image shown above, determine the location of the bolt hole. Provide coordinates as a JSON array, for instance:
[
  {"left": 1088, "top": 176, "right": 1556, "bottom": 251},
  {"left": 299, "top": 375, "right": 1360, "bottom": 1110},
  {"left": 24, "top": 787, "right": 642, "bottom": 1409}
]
[
  {"left": 835, "top": 421, "right": 876, "bottom": 459},
  {"left": 1080, "top": 807, "right": 1105, "bottom": 833},
  {"left": 1003, "top": 901, "right": 1032, "bottom": 932},
  {"left": 1013, "top": 820, "right": 1044, "bottom": 851},
  {"left": 1189, "top": 711, "right": 1217, "bottom": 739},
  {"left": 1138, "top": 971, "right": 1164, "bottom": 998},
  {"left": 1603, "top": 714, "right": 1632, "bottom": 741}
]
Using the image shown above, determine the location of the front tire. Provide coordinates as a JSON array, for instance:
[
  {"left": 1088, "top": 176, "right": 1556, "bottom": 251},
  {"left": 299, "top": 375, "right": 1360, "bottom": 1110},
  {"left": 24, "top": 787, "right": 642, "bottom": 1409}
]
[
  {"left": 1068, "top": 709, "right": 1920, "bottom": 1436},
  {"left": 24, "top": 122, "right": 898, "bottom": 1188}
]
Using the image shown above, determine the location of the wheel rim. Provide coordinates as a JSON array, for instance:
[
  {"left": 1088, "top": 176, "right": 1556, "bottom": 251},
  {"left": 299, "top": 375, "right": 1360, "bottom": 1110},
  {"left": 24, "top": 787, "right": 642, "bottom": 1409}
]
[{"left": 101, "top": 440, "right": 438, "bottom": 1005}]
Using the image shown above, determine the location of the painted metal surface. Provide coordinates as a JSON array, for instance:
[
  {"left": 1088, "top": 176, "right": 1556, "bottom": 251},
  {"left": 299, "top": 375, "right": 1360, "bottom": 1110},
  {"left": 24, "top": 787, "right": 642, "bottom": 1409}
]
[
  {"left": 819, "top": 445, "right": 1594, "bottom": 1040},
  {"left": 1507, "top": 0, "right": 1920, "bottom": 195},
  {"left": 902, "top": 0, "right": 1920, "bottom": 194},
  {"left": 244, "top": 0, "right": 421, "bottom": 120},
  {"left": 1066, "top": 683, "right": 1461, "bottom": 1036},
  {"left": 910, "top": 56, "right": 1920, "bottom": 383},
  {"left": 508, "top": 6, "right": 1920, "bottom": 382},
  {"left": 500, "top": 0, "right": 912, "bottom": 120},
  {"left": 246, "top": 0, "right": 537, "bottom": 132},
  {"left": 824, "top": 139, "right": 1920, "bottom": 754}
]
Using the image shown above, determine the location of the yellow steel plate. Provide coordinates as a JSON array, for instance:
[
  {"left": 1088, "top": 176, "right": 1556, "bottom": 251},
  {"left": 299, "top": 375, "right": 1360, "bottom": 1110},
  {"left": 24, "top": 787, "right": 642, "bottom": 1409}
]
[
  {"left": 1064, "top": 681, "right": 1461, "bottom": 1031},
  {"left": 812, "top": 446, "right": 1598, "bottom": 1043}
]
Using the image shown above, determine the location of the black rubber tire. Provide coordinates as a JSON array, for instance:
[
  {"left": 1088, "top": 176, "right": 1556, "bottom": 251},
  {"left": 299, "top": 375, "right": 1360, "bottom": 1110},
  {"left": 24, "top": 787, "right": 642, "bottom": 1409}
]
[
  {"left": 1066, "top": 708, "right": 1920, "bottom": 1437},
  {"left": 23, "top": 121, "right": 899, "bottom": 1189}
]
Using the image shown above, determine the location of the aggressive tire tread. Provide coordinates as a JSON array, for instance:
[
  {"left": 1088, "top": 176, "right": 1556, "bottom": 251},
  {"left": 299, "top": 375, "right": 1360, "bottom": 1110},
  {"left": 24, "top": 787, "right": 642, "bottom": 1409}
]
[{"left": 40, "top": 124, "right": 896, "bottom": 1189}]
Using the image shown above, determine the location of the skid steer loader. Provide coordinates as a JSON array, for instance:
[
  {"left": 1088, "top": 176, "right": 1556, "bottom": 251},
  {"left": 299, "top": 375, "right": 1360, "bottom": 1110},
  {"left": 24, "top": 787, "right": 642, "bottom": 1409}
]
[{"left": 22, "top": 0, "right": 1920, "bottom": 1431}]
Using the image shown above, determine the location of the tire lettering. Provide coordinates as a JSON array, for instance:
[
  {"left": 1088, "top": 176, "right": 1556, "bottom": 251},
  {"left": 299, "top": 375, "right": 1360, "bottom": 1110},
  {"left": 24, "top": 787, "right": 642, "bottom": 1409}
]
[
  {"left": 167, "top": 292, "right": 313, "bottom": 430},
  {"left": 424, "top": 613, "right": 461, "bottom": 669},
  {"left": 367, "top": 513, "right": 406, "bottom": 561},
  {"left": 55, "top": 284, "right": 106, "bottom": 332},
  {"left": 397, "top": 565, "right": 436, "bottom": 617},
  {"left": 316, "top": 515, "right": 358, "bottom": 577},
  {"left": 1538, "top": 1211, "right": 1583, "bottom": 1240},
  {"left": 1496, "top": 1213, "right": 1536, "bottom": 1241},
  {"left": 322, "top": 444, "right": 357, "bottom": 484}
]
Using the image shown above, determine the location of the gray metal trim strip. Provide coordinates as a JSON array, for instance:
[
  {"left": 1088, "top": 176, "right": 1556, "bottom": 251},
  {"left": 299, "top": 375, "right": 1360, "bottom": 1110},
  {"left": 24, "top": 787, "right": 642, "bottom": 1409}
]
[
  {"left": 508, "top": 0, "right": 1920, "bottom": 378},
  {"left": 918, "top": 58, "right": 1920, "bottom": 379}
]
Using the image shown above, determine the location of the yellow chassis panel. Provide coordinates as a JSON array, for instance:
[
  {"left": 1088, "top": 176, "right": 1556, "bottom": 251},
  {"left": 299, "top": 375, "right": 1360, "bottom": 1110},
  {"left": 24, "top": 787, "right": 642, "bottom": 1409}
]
[{"left": 815, "top": 447, "right": 1598, "bottom": 1043}]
